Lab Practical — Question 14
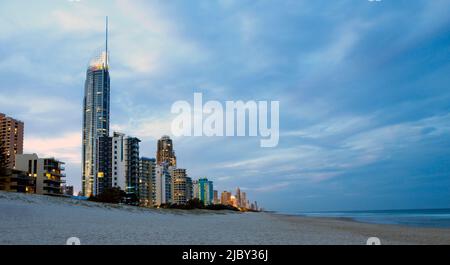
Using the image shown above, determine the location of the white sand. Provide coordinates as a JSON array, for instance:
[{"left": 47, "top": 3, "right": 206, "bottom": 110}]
[{"left": 0, "top": 191, "right": 449, "bottom": 245}]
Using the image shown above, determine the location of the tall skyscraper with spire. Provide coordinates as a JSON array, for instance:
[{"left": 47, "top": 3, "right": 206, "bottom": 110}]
[{"left": 82, "top": 17, "right": 110, "bottom": 197}]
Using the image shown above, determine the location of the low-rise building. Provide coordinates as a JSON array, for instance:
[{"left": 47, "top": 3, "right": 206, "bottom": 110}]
[
  {"left": 15, "top": 154, "right": 65, "bottom": 196},
  {"left": 0, "top": 168, "right": 35, "bottom": 193}
]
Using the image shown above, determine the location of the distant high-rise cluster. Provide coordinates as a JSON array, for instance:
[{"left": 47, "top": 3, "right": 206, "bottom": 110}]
[{"left": 220, "top": 188, "right": 259, "bottom": 211}]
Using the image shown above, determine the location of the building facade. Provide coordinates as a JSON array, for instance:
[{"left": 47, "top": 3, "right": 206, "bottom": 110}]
[
  {"left": 82, "top": 19, "right": 110, "bottom": 197},
  {"left": 198, "top": 178, "right": 214, "bottom": 205},
  {"left": 125, "top": 137, "right": 140, "bottom": 196},
  {"left": 97, "top": 136, "right": 112, "bottom": 195},
  {"left": 213, "top": 190, "right": 219, "bottom": 204},
  {"left": 139, "top": 157, "right": 156, "bottom": 207},
  {"left": 170, "top": 168, "right": 193, "bottom": 205},
  {"left": 15, "top": 154, "right": 65, "bottom": 196},
  {"left": 154, "top": 164, "right": 172, "bottom": 206},
  {"left": 110, "top": 132, "right": 141, "bottom": 197},
  {"left": 192, "top": 180, "right": 199, "bottom": 199},
  {"left": 156, "top": 136, "right": 176, "bottom": 167},
  {"left": 0, "top": 169, "right": 35, "bottom": 193},
  {"left": 0, "top": 113, "right": 24, "bottom": 168},
  {"left": 220, "top": 191, "right": 232, "bottom": 205}
]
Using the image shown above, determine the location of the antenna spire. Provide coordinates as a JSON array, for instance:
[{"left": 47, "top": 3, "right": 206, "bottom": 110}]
[{"left": 105, "top": 16, "right": 108, "bottom": 68}]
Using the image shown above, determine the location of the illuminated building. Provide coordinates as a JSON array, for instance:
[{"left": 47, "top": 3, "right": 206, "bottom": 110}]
[
  {"left": 15, "top": 154, "right": 65, "bottom": 195},
  {"left": 82, "top": 17, "right": 110, "bottom": 197},
  {"left": 0, "top": 169, "right": 35, "bottom": 193},
  {"left": 170, "top": 168, "right": 193, "bottom": 205},
  {"left": 0, "top": 113, "right": 24, "bottom": 168},
  {"left": 139, "top": 157, "right": 156, "bottom": 207},
  {"left": 156, "top": 136, "right": 176, "bottom": 167},
  {"left": 220, "top": 191, "right": 232, "bottom": 205}
]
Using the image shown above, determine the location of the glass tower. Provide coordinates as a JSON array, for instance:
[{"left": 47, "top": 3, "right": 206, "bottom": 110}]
[{"left": 82, "top": 17, "right": 110, "bottom": 197}]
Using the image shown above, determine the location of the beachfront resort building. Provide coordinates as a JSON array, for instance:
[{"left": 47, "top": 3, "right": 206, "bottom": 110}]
[{"left": 15, "top": 154, "right": 65, "bottom": 196}]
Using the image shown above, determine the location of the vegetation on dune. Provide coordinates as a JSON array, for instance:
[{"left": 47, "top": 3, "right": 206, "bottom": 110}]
[{"left": 160, "top": 198, "right": 240, "bottom": 211}]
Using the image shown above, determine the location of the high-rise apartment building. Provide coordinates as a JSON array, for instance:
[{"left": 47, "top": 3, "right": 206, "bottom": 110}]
[
  {"left": 111, "top": 132, "right": 141, "bottom": 196},
  {"left": 235, "top": 187, "right": 242, "bottom": 207},
  {"left": 139, "top": 157, "right": 156, "bottom": 207},
  {"left": 15, "top": 154, "right": 65, "bottom": 196},
  {"left": 0, "top": 113, "right": 24, "bottom": 168},
  {"left": 82, "top": 18, "right": 110, "bottom": 197},
  {"left": 124, "top": 136, "right": 140, "bottom": 196},
  {"left": 213, "top": 190, "right": 219, "bottom": 204},
  {"left": 155, "top": 164, "right": 172, "bottom": 206},
  {"left": 192, "top": 180, "right": 199, "bottom": 199},
  {"left": 170, "top": 168, "right": 192, "bottom": 205},
  {"left": 241, "top": 191, "right": 248, "bottom": 209},
  {"left": 220, "top": 191, "right": 232, "bottom": 205},
  {"left": 198, "top": 178, "right": 214, "bottom": 205},
  {"left": 156, "top": 136, "right": 176, "bottom": 167},
  {"left": 97, "top": 136, "right": 112, "bottom": 194}
]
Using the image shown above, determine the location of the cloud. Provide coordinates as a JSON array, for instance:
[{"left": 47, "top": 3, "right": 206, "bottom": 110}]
[
  {"left": 24, "top": 131, "right": 81, "bottom": 164},
  {"left": 52, "top": 9, "right": 103, "bottom": 33},
  {"left": 0, "top": 92, "right": 78, "bottom": 117}
]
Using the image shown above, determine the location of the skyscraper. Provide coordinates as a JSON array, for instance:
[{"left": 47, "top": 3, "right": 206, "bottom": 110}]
[
  {"left": 0, "top": 113, "right": 24, "bottom": 168},
  {"left": 82, "top": 17, "right": 110, "bottom": 197},
  {"left": 156, "top": 136, "right": 176, "bottom": 167}
]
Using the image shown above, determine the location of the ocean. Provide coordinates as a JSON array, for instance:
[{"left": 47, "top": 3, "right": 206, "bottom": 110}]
[{"left": 284, "top": 208, "right": 450, "bottom": 228}]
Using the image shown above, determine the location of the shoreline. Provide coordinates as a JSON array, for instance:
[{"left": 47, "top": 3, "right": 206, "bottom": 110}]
[{"left": 267, "top": 213, "right": 450, "bottom": 245}]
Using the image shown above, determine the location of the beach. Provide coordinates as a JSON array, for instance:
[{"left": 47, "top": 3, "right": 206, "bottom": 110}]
[{"left": 0, "top": 191, "right": 449, "bottom": 245}]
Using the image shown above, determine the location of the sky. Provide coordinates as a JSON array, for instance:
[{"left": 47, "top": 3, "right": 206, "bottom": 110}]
[{"left": 0, "top": 0, "right": 449, "bottom": 212}]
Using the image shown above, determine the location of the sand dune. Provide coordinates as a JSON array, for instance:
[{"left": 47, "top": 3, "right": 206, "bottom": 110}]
[{"left": 0, "top": 191, "right": 448, "bottom": 245}]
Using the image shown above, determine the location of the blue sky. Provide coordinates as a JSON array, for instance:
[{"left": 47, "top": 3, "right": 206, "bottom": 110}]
[{"left": 0, "top": 0, "right": 449, "bottom": 212}]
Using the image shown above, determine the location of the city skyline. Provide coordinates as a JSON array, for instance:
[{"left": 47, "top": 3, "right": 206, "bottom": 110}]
[{"left": 1, "top": 0, "right": 449, "bottom": 212}]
